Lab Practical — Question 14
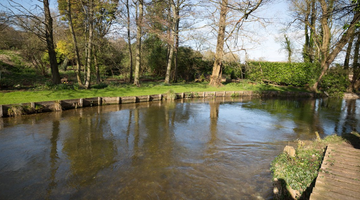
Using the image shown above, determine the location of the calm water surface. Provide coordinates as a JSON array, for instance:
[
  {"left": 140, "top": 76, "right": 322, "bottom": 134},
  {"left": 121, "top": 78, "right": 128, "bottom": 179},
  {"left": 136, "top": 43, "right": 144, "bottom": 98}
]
[{"left": 0, "top": 97, "right": 359, "bottom": 199}]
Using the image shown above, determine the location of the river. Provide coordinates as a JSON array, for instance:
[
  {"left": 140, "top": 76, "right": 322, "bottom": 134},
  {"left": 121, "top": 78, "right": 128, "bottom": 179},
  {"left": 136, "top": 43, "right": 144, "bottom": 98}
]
[{"left": 0, "top": 97, "right": 359, "bottom": 199}]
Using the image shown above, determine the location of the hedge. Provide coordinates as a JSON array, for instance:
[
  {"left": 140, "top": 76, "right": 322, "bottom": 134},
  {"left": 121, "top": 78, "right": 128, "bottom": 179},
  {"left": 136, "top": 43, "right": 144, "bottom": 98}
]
[{"left": 246, "top": 62, "right": 321, "bottom": 87}]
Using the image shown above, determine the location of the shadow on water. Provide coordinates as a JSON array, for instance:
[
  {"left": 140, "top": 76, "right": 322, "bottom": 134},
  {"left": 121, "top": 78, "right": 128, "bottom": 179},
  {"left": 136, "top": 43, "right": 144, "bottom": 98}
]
[{"left": 1, "top": 97, "right": 360, "bottom": 199}]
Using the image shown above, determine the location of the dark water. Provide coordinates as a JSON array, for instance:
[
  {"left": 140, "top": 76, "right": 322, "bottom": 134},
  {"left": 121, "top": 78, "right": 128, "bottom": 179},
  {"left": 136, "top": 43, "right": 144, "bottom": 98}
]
[{"left": 0, "top": 97, "right": 359, "bottom": 200}]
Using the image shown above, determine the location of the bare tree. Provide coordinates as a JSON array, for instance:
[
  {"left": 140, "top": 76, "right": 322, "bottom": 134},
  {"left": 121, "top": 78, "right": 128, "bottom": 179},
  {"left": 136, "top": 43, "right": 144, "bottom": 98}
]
[
  {"left": 310, "top": 1, "right": 360, "bottom": 91},
  {"left": 66, "top": 0, "right": 84, "bottom": 87},
  {"left": 350, "top": 31, "right": 360, "bottom": 91},
  {"left": 134, "top": 0, "right": 143, "bottom": 86},
  {"left": 164, "top": 1, "right": 177, "bottom": 84},
  {"left": 210, "top": 0, "right": 264, "bottom": 87},
  {"left": 3, "top": 0, "right": 61, "bottom": 84},
  {"left": 126, "top": 0, "right": 134, "bottom": 83},
  {"left": 344, "top": 33, "right": 355, "bottom": 69}
]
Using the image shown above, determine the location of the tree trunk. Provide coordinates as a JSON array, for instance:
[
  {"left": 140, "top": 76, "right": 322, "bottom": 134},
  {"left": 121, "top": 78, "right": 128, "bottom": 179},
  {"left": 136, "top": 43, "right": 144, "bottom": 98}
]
[
  {"left": 43, "top": 0, "right": 60, "bottom": 84},
  {"left": 84, "top": 0, "right": 94, "bottom": 89},
  {"left": 67, "top": 0, "right": 83, "bottom": 87},
  {"left": 94, "top": 47, "right": 100, "bottom": 84},
  {"left": 351, "top": 32, "right": 360, "bottom": 91},
  {"left": 134, "top": 0, "right": 143, "bottom": 86},
  {"left": 344, "top": 34, "right": 355, "bottom": 69},
  {"left": 126, "top": 0, "right": 133, "bottom": 83},
  {"left": 172, "top": 5, "right": 180, "bottom": 83},
  {"left": 311, "top": 4, "right": 360, "bottom": 91},
  {"left": 209, "top": 0, "right": 228, "bottom": 87},
  {"left": 164, "top": 2, "right": 176, "bottom": 84},
  {"left": 303, "top": 0, "right": 311, "bottom": 62},
  {"left": 309, "top": 0, "right": 316, "bottom": 62}
]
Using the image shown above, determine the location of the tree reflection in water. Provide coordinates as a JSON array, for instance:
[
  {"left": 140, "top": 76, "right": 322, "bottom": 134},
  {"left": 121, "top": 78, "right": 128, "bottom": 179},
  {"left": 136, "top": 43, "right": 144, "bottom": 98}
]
[{"left": 1, "top": 98, "right": 360, "bottom": 199}]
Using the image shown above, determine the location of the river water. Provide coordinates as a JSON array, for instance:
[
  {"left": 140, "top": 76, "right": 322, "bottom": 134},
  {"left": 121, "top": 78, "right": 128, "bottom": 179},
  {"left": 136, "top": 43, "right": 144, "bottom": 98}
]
[{"left": 0, "top": 97, "right": 359, "bottom": 200}]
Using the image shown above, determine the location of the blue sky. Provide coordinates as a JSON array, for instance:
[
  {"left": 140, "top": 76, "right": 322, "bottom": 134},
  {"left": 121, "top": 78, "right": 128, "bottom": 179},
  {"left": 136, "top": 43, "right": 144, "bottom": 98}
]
[{"left": 1, "top": 0, "right": 297, "bottom": 62}]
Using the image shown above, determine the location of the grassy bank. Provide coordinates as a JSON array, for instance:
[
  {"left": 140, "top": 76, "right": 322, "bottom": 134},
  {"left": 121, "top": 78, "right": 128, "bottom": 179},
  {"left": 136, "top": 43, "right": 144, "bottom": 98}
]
[
  {"left": 0, "top": 81, "right": 307, "bottom": 105},
  {"left": 0, "top": 50, "right": 309, "bottom": 105},
  {"left": 270, "top": 134, "right": 355, "bottom": 199}
]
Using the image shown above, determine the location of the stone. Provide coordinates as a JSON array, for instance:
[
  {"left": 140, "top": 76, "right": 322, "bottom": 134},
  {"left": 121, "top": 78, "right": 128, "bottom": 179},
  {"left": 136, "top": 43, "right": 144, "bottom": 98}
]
[{"left": 283, "top": 145, "right": 296, "bottom": 157}]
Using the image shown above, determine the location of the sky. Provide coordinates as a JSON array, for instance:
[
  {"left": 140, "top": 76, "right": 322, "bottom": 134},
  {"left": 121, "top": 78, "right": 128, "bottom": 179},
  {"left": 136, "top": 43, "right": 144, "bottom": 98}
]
[
  {"left": 180, "top": 0, "right": 296, "bottom": 62},
  {"left": 0, "top": 0, "right": 298, "bottom": 62}
]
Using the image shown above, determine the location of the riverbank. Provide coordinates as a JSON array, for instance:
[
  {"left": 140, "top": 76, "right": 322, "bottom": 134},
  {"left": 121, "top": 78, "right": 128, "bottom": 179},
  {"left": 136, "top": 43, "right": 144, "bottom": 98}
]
[
  {"left": 0, "top": 89, "right": 319, "bottom": 117},
  {"left": 0, "top": 81, "right": 309, "bottom": 105},
  {"left": 271, "top": 133, "right": 360, "bottom": 199}
]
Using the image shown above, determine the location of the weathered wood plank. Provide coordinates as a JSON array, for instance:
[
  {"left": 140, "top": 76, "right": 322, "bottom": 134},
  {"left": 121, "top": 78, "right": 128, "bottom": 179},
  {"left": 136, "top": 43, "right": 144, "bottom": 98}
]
[{"left": 311, "top": 144, "right": 360, "bottom": 200}]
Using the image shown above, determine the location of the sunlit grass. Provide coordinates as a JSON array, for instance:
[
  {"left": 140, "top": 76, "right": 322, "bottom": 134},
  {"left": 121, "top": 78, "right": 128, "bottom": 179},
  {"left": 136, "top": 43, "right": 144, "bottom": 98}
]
[{"left": 0, "top": 81, "right": 308, "bottom": 105}]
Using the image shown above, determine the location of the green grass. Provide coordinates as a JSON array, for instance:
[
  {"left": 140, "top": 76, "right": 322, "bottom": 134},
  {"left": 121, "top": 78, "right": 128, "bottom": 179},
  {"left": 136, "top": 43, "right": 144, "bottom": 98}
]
[
  {"left": 270, "top": 135, "right": 346, "bottom": 199},
  {"left": 0, "top": 81, "right": 308, "bottom": 105},
  {"left": 0, "top": 50, "right": 309, "bottom": 105}
]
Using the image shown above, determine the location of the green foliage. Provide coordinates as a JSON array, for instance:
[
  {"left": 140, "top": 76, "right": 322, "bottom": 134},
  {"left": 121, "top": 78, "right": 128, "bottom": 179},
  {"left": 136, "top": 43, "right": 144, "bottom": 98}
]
[
  {"left": 8, "top": 105, "right": 24, "bottom": 116},
  {"left": 177, "top": 47, "right": 212, "bottom": 81},
  {"left": 223, "top": 62, "right": 244, "bottom": 79},
  {"left": 166, "top": 89, "right": 177, "bottom": 101},
  {"left": 246, "top": 62, "right": 321, "bottom": 87},
  {"left": 92, "top": 82, "right": 108, "bottom": 89},
  {"left": 231, "top": 92, "right": 240, "bottom": 97},
  {"left": 143, "top": 35, "right": 168, "bottom": 76},
  {"left": 319, "top": 66, "right": 350, "bottom": 97},
  {"left": 271, "top": 148, "right": 323, "bottom": 195},
  {"left": 142, "top": 36, "right": 213, "bottom": 82}
]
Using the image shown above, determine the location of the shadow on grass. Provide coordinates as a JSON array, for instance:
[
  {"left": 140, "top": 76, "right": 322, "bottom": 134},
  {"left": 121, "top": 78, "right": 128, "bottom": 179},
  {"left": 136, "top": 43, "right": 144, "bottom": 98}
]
[{"left": 274, "top": 171, "right": 319, "bottom": 199}]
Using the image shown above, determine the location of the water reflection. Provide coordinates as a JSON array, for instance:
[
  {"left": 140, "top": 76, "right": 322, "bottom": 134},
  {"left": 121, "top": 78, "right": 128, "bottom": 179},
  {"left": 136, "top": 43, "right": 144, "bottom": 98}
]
[{"left": 0, "top": 97, "right": 359, "bottom": 199}]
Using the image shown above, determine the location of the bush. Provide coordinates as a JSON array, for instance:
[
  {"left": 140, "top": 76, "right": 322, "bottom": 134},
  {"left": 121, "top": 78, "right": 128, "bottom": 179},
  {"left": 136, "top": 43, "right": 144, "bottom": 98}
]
[
  {"left": 246, "top": 62, "right": 321, "bottom": 87},
  {"left": 92, "top": 82, "right": 108, "bottom": 89},
  {"left": 320, "top": 66, "right": 350, "bottom": 97}
]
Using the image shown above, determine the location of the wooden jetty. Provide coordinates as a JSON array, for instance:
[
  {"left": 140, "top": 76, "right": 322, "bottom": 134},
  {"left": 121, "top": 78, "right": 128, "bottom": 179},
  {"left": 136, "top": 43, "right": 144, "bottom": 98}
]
[{"left": 310, "top": 143, "right": 360, "bottom": 200}]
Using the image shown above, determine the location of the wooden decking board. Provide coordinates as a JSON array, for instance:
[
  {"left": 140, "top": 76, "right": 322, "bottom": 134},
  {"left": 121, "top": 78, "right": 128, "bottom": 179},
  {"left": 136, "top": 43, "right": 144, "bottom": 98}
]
[
  {"left": 313, "top": 181, "right": 360, "bottom": 198},
  {"left": 310, "top": 143, "right": 360, "bottom": 200},
  {"left": 316, "top": 173, "right": 359, "bottom": 192},
  {"left": 322, "top": 160, "right": 360, "bottom": 172},
  {"left": 311, "top": 187, "right": 359, "bottom": 200},
  {"left": 317, "top": 171, "right": 360, "bottom": 187},
  {"left": 321, "top": 165, "right": 360, "bottom": 177},
  {"left": 327, "top": 150, "right": 360, "bottom": 161}
]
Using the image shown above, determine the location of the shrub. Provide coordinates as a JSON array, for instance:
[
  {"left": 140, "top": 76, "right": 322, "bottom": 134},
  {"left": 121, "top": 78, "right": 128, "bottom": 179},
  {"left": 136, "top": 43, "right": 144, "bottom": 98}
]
[
  {"left": 166, "top": 89, "right": 177, "bottom": 101},
  {"left": 92, "top": 82, "right": 108, "bottom": 89},
  {"left": 320, "top": 66, "right": 350, "bottom": 97},
  {"left": 246, "top": 62, "right": 321, "bottom": 87}
]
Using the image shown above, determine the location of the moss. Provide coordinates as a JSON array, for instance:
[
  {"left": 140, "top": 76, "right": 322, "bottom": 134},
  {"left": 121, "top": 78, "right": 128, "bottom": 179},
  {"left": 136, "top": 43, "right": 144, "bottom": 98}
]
[{"left": 7, "top": 105, "right": 24, "bottom": 116}]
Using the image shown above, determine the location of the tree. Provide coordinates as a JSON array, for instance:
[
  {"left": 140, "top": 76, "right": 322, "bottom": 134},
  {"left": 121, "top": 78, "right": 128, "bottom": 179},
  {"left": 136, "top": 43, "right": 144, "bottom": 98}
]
[
  {"left": 283, "top": 34, "right": 293, "bottom": 63},
  {"left": 350, "top": 31, "right": 360, "bottom": 91},
  {"left": 65, "top": 0, "right": 84, "bottom": 86},
  {"left": 126, "top": 0, "right": 134, "bottom": 83},
  {"left": 164, "top": 1, "right": 176, "bottom": 84},
  {"left": 311, "top": 0, "right": 360, "bottom": 91},
  {"left": 290, "top": 0, "right": 360, "bottom": 91},
  {"left": 209, "top": 0, "right": 264, "bottom": 87},
  {"left": 344, "top": 33, "right": 355, "bottom": 69},
  {"left": 134, "top": 0, "right": 144, "bottom": 86},
  {"left": 4, "top": 0, "right": 61, "bottom": 84}
]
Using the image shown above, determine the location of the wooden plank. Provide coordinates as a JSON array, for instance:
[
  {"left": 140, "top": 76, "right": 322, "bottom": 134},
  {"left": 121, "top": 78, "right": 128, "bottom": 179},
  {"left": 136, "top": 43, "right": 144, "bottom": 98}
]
[{"left": 311, "top": 144, "right": 360, "bottom": 200}]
